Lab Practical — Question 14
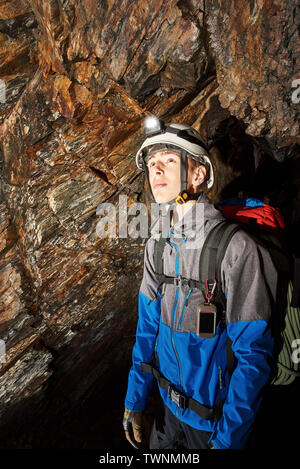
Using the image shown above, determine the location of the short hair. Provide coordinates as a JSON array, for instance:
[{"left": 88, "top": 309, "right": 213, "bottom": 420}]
[{"left": 188, "top": 155, "right": 210, "bottom": 187}]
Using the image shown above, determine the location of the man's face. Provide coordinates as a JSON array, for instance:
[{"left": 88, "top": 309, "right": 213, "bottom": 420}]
[
  {"left": 146, "top": 150, "right": 207, "bottom": 203},
  {"left": 147, "top": 150, "right": 181, "bottom": 203}
]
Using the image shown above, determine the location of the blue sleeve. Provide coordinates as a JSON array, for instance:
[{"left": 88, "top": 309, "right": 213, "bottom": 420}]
[
  {"left": 124, "top": 291, "right": 161, "bottom": 411},
  {"left": 125, "top": 239, "right": 161, "bottom": 412},
  {"left": 211, "top": 320, "right": 274, "bottom": 449},
  {"left": 211, "top": 231, "right": 277, "bottom": 449}
]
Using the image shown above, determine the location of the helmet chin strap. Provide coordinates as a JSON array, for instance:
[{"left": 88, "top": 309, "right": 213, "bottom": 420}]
[{"left": 171, "top": 150, "right": 200, "bottom": 205}]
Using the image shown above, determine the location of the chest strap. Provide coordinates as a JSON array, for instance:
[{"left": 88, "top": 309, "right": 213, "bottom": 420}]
[
  {"left": 140, "top": 362, "right": 224, "bottom": 423},
  {"left": 157, "top": 273, "right": 202, "bottom": 290},
  {"left": 154, "top": 235, "right": 202, "bottom": 290}
]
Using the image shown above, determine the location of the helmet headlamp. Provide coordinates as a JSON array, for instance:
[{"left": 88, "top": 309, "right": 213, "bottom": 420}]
[{"left": 144, "top": 116, "right": 166, "bottom": 137}]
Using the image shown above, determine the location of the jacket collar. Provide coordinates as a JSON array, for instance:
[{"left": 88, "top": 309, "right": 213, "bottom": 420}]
[{"left": 150, "top": 193, "right": 224, "bottom": 241}]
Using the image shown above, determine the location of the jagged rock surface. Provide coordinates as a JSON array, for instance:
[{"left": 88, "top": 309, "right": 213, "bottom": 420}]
[{"left": 0, "top": 0, "right": 299, "bottom": 448}]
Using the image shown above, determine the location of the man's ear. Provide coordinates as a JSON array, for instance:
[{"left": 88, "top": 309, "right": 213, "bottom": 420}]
[{"left": 192, "top": 165, "right": 206, "bottom": 190}]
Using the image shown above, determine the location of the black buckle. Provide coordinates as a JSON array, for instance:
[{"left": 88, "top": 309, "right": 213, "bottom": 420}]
[
  {"left": 174, "top": 276, "right": 182, "bottom": 287},
  {"left": 174, "top": 276, "right": 189, "bottom": 288},
  {"left": 168, "top": 385, "right": 186, "bottom": 409}
]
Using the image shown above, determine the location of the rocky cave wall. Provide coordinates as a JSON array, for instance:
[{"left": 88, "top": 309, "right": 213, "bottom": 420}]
[{"left": 0, "top": 0, "right": 299, "bottom": 449}]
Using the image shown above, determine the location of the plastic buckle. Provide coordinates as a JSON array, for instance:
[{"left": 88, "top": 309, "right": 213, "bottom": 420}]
[
  {"left": 168, "top": 385, "right": 186, "bottom": 409},
  {"left": 176, "top": 192, "right": 189, "bottom": 205},
  {"left": 175, "top": 195, "right": 184, "bottom": 205},
  {"left": 174, "top": 276, "right": 182, "bottom": 288}
]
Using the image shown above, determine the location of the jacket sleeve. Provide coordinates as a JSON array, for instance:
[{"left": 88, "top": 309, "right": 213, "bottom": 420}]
[
  {"left": 124, "top": 238, "right": 161, "bottom": 412},
  {"left": 211, "top": 231, "right": 277, "bottom": 449}
]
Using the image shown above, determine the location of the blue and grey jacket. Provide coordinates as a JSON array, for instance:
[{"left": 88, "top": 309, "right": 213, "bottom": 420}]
[{"left": 125, "top": 193, "right": 277, "bottom": 449}]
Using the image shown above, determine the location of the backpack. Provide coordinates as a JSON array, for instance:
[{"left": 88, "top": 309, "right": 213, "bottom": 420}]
[{"left": 201, "top": 197, "right": 300, "bottom": 386}]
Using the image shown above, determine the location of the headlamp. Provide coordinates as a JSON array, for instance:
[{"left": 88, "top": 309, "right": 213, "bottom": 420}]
[{"left": 144, "top": 116, "right": 166, "bottom": 137}]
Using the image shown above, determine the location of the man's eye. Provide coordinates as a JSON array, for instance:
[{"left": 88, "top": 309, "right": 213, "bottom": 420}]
[{"left": 147, "top": 157, "right": 176, "bottom": 167}]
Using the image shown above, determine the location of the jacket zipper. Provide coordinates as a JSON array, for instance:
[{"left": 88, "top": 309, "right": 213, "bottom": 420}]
[{"left": 168, "top": 240, "right": 183, "bottom": 415}]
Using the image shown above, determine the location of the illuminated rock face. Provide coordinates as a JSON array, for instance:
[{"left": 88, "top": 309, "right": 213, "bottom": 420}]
[
  {"left": 206, "top": 0, "right": 300, "bottom": 160},
  {"left": 0, "top": 0, "right": 298, "bottom": 448}
]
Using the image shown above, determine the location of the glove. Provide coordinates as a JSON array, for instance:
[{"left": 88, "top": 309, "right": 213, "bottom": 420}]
[{"left": 123, "top": 407, "right": 143, "bottom": 449}]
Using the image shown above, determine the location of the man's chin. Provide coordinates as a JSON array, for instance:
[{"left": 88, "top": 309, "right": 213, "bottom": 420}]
[
  {"left": 153, "top": 193, "right": 172, "bottom": 204},
  {"left": 152, "top": 188, "right": 180, "bottom": 204}
]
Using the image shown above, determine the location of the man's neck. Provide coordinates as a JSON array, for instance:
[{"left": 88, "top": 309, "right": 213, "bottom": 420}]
[{"left": 171, "top": 200, "right": 196, "bottom": 226}]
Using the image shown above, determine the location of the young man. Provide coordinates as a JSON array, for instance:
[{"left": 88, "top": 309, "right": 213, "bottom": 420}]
[{"left": 123, "top": 118, "right": 277, "bottom": 450}]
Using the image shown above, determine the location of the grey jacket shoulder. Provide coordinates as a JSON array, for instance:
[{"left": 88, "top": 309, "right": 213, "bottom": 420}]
[
  {"left": 140, "top": 236, "right": 160, "bottom": 301},
  {"left": 221, "top": 229, "right": 278, "bottom": 323}
]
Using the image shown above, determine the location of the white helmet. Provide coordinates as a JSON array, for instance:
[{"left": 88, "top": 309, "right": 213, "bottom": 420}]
[{"left": 136, "top": 117, "right": 214, "bottom": 190}]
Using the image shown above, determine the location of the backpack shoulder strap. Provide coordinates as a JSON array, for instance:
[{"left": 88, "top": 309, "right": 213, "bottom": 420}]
[
  {"left": 199, "top": 220, "right": 242, "bottom": 382},
  {"left": 199, "top": 220, "right": 242, "bottom": 307}
]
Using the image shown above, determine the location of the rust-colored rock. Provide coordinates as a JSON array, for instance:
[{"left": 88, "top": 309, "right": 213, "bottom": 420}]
[
  {"left": 0, "top": 0, "right": 298, "bottom": 449},
  {"left": 206, "top": 0, "right": 300, "bottom": 157}
]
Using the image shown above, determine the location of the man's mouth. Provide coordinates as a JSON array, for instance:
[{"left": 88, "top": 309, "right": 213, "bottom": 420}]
[{"left": 154, "top": 182, "right": 167, "bottom": 189}]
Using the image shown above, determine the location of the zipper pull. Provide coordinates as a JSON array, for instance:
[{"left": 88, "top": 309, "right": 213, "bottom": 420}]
[
  {"left": 219, "top": 367, "right": 223, "bottom": 390},
  {"left": 185, "top": 288, "right": 193, "bottom": 306}
]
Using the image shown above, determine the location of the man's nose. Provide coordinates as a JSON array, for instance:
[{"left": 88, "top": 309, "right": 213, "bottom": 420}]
[{"left": 154, "top": 161, "right": 165, "bottom": 173}]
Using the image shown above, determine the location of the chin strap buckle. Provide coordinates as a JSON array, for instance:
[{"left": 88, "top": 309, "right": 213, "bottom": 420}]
[{"left": 176, "top": 192, "right": 189, "bottom": 205}]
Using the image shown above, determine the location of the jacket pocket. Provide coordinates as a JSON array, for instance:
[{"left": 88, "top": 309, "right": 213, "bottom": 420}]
[{"left": 178, "top": 288, "right": 193, "bottom": 330}]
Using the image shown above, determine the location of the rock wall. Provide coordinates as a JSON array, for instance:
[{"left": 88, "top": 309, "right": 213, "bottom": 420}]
[{"left": 0, "top": 0, "right": 299, "bottom": 448}]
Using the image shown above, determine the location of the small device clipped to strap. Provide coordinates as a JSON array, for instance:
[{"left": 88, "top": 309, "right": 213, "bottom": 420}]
[{"left": 196, "top": 279, "right": 217, "bottom": 339}]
